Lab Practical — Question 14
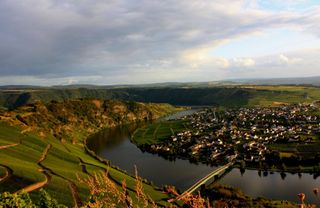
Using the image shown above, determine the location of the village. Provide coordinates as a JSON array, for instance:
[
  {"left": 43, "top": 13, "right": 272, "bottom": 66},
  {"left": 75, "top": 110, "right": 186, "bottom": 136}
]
[{"left": 147, "top": 103, "right": 320, "bottom": 166}]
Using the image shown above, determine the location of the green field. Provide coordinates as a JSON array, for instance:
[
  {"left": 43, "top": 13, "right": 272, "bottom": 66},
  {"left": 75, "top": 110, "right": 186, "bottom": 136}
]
[
  {"left": 132, "top": 120, "right": 187, "bottom": 145},
  {"left": 242, "top": 85, "right": 320, "bottom": 106},
  {"left": 268, "top": 140, "right": 320, "bottom": 160},
  {"left": 268, "top": 143, "right": 298, "bottom": 153}
]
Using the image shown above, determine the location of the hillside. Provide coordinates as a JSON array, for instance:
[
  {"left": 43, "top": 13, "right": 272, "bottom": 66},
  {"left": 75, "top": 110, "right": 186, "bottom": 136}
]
[
  {"left": 1, "top": 85, "right": 320, "bottom": 109},
  {"left": 231, "top": 76, "right": 320, "bottom": 86},
  {"left": 1, "top": 99, "right": 181, "bottom": 143},
  {"left": 0, "top": 99, "right": 181, "bottom": 206}
]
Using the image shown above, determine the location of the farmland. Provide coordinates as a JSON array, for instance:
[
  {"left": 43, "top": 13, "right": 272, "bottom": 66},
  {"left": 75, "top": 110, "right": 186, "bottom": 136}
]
[{"left": 132, "top": 120, "right": 188, "bottom": 145}]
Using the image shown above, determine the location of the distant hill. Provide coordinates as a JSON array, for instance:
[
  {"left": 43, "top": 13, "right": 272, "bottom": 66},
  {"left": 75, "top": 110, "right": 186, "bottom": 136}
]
[
  {"left": 1, "top": 75, "right": 320, "bottom": 109},
  {"left": 1, "top": 85, "right": 320, "bottom": 109},
  {"left": 0, "top": 87, "right": 249, "bottom": 109},
  {"left": 230, "top": 76, "right": 320, "bottom": 86},
  {"left": 1, "top": 76, "right": 319, "bottom": 91}
]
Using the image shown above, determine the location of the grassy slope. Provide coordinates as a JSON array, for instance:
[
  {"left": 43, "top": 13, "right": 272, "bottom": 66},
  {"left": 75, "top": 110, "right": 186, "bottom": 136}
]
[
  {"left": 243, "top": 85, "right": 320, "bottom": 106},
  {"left": 0, "top": 122, "right": 171, "bottom": 206},
  {"left": 0, "top": 100, "right": 180, "bottom": 207},
  {"left": 132, "top": 120, "right": 187, "bottom": 145}
]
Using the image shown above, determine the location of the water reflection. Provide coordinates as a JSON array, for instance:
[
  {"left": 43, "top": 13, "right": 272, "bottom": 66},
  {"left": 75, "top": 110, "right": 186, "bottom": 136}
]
[
  {"left": 87, "top": 123, "right": 141, "bottom": 152},
  {"left": 88, "top": 110, "right": 320, "bottom": 205},
  {"left": 88, "top": 123, "right": 217, "bottom": 191},
  {"left": 220, "top": 168, "right": 320, "bottom": 204}
]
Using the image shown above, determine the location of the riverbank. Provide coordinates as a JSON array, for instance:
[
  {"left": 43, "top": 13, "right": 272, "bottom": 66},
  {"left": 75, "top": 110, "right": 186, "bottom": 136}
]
[
  {"left": 131, "top": 104, "right": 320, "bottom": 174},
  {"left": 89, "top": 119, "right": 320, "bottom": 205}
]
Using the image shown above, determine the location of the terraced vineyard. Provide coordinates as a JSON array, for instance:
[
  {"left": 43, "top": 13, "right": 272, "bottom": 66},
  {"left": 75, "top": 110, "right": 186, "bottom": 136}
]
[{"left": 0, "top": 100, "right": 181, "bottom": 207}]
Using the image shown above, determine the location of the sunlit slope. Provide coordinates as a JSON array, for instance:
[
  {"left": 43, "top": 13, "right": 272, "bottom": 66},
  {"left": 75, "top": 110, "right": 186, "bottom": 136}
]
[{"left": 0, "top": 100, "right": 180, "bottom": 206}]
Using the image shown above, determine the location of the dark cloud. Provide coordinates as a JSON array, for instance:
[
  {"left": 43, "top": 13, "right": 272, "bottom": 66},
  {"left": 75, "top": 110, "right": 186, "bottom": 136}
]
[{"left": 0, "top": 0, "right": 319, "bottom": 85}]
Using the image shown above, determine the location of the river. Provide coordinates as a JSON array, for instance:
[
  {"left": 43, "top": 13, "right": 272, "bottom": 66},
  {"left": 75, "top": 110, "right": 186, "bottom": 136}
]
[{"left": 87, "top": 110, "right": 320, "bottom": 205}]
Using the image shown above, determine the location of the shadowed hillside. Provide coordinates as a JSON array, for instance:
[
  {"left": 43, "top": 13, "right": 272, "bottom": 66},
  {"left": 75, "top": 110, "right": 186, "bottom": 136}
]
[{"left": 1, "top": 85, "right": 320, "bottom": 109}]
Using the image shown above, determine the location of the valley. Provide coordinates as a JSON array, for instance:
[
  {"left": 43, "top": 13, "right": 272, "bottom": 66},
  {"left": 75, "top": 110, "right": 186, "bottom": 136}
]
[
  {"left": 0, "top": 85, "right": 319, "bottom": 207},
  {"left": 2, "top": 0, "right": 320, "bottom": 206}
]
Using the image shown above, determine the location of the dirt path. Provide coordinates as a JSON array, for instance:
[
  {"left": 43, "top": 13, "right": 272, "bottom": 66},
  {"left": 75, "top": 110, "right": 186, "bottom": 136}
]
[
  {"left": 14, "top": 144, "right": 53, "bottom": 193},
  {"left": 15, "top": 169, "right": 51, "bottom": 193},
  {"left": 0, "top": 164, "right": 13, "bottom": 183},
  {"left": 31, "top": 143, "right": 83, "bottom": 206},
  {"left": 36, "top": 147, "right": 83, "bottom": 207},
  {"left": 38, "top": 162, "right": 83, "bottom": 207},
  {"left": 37, "top": 144, "right": 51, "bottom": 164},
  {"left": 0, "top": 139, "right": 22, "bottom": 150}
]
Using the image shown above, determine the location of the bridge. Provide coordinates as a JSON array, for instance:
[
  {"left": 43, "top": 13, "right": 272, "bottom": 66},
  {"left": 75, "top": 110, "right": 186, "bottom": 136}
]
[{"left": 169, "top": 156, "right": 236, "bottom": 202}]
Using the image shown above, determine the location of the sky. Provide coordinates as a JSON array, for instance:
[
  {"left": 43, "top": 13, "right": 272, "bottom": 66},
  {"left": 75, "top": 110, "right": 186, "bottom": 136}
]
[{"left": 0, "top": 0, "right": 319, "bottom": 85}]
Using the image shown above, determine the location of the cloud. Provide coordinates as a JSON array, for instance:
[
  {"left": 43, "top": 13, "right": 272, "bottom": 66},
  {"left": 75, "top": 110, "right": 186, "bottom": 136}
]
[
  {"left": 231, "top": 58, "right": 256, "bottom": 67},
  {"left": 179, "top": 46, "right": 230, "bottom": 69},
  {"left": 279, "top": 54, "right": 302, "bottom": 65},
  {"left": 225, "top": 49, "right": 320, "bottom": 79},
  {"left": 279, "top": 54, "right": 290, "bottom": 64},
  {"left": 0, "top": 0, "right": 319, "bottom": 85}
]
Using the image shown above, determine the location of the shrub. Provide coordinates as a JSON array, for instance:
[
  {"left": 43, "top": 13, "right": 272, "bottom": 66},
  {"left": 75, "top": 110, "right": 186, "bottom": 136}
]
[
  {"left": 37, "top": 189, "right": 67, "bottom": 208},
  {"left": 0, "top": 192, "right": 35, "bottom": 208},
  {"left": 0, "top": 190, "right": 67, "bottom": 208}
]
